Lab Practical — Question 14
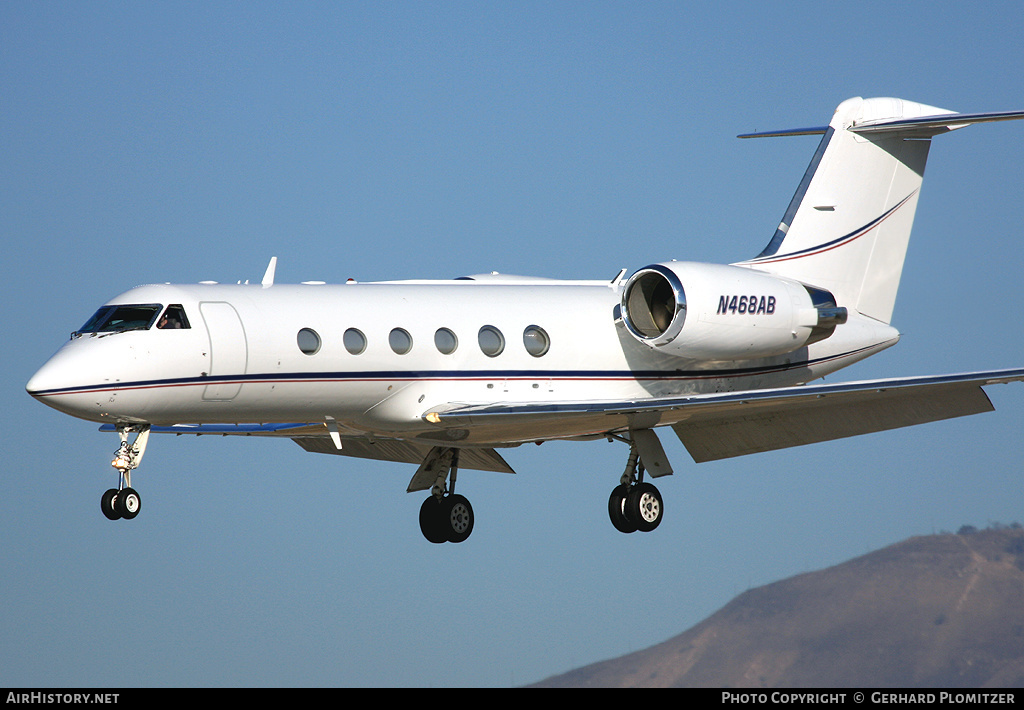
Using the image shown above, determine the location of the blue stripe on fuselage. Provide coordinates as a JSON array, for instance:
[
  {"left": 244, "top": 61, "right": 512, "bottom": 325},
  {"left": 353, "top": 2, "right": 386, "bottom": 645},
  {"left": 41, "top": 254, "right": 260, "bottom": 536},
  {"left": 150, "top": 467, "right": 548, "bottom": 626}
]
[{"left": 27, "top": 345, "right": 881, "bottom": 398}]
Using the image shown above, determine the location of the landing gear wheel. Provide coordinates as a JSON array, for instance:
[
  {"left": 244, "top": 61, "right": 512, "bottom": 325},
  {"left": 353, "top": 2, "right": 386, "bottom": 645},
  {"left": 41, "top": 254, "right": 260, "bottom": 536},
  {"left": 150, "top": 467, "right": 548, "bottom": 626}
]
[
  {"left": 101, "top": 489, "right": 122, "bottom": 521},
  {"left": 419, "top": 494, "right": 475, "bottom": 543},
  {"left": 625, "top": 482, "right": 663, "bottom": 532},
  {"left": 608, "top": 484, "right": 637, "bottom": 534},
  {"left": 443, "top": 494, "right": 474, "bottom": 543},
  {"left": 116, "top": 487, "right": 141, "bottom": 520},
  {"left": 419, "top": 496, "right": 449, "bottom": 544}
]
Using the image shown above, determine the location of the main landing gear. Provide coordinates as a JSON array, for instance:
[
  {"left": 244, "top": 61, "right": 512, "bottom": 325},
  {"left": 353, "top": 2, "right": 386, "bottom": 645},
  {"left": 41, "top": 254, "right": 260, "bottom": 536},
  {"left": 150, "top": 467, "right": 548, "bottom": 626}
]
[
  {"left": 608, "top": 441, "right": 664, "bottom": 534},
  {"left": 100, "top": 425, "right": 149, "bottom": 521},
  {"left": 417, "top": 448, "right": 475, "bottom": 544},
  {"left": 411, "top": 435, "right": 667, "bottom": 540}
]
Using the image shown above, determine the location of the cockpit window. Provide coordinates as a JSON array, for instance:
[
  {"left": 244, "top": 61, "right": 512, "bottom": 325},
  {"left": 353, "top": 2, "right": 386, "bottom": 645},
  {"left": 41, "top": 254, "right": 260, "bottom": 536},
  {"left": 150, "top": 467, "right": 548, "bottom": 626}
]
[
  {"left": 76, "top": 304, "right": 163, "bottom": 334},
  {"left": 157, "top": 304, "right": 190, "bottom": 330},
  {"left": 77, "top": 306, "right": 116, "bottom": 333}
]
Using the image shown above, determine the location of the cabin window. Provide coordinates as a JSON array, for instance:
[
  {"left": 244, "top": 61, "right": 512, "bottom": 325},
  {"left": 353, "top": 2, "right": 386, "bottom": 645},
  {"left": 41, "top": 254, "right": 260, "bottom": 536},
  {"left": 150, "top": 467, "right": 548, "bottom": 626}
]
[
  {"left": 523, "top": 325, "right": 550, "bottom": 357},
  {"left": 478, "top": 326, "right": 505, "bottom": 357},
  {"left": 297, "top": 328, "right": 321, "bottom": 355},
  {"left": 389, "top": 328, "right": 413, "bottom": 355},
  {"left": 344, "top": 328, "right": 367, "bottom": 355},
  {"left": 434, "top": 328, "right": 458, "bottom": 355},
  {"left": 157, "top": 304, "right": 191, "bottom": 330},
  {"left": 77, "top": 304, "right": 162, "bottom": 334}
]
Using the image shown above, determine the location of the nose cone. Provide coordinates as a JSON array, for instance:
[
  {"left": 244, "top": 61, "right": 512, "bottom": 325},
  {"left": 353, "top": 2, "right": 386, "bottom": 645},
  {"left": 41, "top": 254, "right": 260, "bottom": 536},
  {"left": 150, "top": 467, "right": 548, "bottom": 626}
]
[
  {"left": 26, "top": 353, "right": 69, "bottom": 399},
  {"left": 26, "top": 339, "right": 107, "bottom": 421}
]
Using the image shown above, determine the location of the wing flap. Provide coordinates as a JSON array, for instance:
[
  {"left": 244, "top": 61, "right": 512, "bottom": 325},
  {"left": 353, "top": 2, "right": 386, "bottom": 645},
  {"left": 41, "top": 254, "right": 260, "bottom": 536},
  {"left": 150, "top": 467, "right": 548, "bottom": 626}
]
[{"left": 673, "top": 380, "right": 994, "bottom": 462}]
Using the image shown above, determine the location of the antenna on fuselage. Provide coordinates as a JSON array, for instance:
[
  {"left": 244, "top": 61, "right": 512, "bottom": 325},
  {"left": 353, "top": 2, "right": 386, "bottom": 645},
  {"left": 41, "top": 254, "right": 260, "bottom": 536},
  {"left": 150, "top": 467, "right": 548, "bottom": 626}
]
[{"left": 261, "top": 257, "right": 278, "bottom": 287}]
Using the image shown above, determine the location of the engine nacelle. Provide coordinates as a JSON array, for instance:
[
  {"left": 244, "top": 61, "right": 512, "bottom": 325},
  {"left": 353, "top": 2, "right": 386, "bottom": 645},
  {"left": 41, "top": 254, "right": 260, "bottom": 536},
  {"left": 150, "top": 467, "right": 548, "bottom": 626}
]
[{"left": 619, "top": 261, "right": 847, "bottom": 360}]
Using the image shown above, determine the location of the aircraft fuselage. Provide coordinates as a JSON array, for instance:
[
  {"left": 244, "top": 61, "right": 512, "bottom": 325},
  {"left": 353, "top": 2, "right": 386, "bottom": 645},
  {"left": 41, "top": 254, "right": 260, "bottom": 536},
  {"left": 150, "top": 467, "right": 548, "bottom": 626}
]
[{"left": 28, "top": 276, "right": 897, "bottom": 446}]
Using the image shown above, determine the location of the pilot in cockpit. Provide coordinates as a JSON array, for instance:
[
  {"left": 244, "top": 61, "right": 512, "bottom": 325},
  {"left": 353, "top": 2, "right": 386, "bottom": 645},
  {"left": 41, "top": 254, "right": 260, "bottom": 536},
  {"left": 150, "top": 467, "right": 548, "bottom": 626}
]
[{"left": 157, "top": 305, "right": 189, "bottom": 330}]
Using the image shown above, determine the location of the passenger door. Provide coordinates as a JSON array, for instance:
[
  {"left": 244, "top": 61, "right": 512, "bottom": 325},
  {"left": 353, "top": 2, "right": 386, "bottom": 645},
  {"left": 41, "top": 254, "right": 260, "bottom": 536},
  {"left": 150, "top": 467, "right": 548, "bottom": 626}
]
[{"left": 200, "top": 302, "right": 248, "bottom": 401}]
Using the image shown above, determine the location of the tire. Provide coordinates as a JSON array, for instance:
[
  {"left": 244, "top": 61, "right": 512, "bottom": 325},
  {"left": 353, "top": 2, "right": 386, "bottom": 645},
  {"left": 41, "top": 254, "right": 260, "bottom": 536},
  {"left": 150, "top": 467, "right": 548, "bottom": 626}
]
[
  {"left": 419, "top": 496, "right": 448, "bottom": 544},
  {"left": 608, "top": 484, "right": 637, "bottom": 533},
  {"left": 101, "top": 489, "right": 122, "bottom": 521},
  {"left": 625, "top": 482, "right": 663, "bottom": 533},
  {"left": 443, "top": 494, "right": 474, "bottom": 543},
  {"left": 117, "top": 487, "right": 141, "bottom": 520}
]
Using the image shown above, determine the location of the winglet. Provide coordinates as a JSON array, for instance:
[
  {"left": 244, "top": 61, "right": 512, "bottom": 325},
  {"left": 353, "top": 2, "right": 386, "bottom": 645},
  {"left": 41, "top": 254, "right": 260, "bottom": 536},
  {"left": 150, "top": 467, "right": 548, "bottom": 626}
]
[{"left": 262, "top": 257, "right": 278, "bottom": 287}]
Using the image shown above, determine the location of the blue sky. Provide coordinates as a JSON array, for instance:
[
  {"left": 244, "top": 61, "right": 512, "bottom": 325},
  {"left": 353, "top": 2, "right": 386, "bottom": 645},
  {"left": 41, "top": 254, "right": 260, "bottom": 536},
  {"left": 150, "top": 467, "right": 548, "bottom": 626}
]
[{"left": 4, "top": 1, "right": 1024, "bottom": 687}]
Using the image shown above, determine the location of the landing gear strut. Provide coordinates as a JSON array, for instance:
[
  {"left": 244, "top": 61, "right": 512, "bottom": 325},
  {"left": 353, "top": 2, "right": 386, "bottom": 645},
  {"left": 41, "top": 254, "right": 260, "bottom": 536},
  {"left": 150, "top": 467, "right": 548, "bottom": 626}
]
[
  {"left": 608, "top": 441, "right": 664, "bottom": 534},
  {"left": 416, "top": 448, "right": 475, "bottom": 544},
  {"left": 100, "top": 425, "right": 149, "bottom": 521}
]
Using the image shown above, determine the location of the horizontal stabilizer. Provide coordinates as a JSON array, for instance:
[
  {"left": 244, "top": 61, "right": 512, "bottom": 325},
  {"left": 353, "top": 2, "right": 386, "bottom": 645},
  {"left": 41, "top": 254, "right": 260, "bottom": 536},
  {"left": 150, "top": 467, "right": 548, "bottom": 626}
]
[
  {"left": 738, "top": 125, "right": 827, "bottom": 139},
  {"left": 739, "top": 109, "right": 1024, "bottom": 139},
  {"left": 849, "top": 109, "right": 1024, "bottom": 136}
]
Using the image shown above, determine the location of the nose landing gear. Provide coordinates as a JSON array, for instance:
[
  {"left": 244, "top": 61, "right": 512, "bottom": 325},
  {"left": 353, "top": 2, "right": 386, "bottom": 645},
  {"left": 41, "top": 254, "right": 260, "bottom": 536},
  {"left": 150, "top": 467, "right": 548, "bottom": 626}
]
[{"left": 100, "top": 425, "right": 149, "bottom": 521}]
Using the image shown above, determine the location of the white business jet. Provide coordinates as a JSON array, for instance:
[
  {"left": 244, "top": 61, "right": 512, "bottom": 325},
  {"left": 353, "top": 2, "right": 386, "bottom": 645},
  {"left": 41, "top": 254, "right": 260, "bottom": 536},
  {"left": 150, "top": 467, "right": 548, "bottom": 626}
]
[{"left": 26, "top": 97, "right": 1024, "bottom": 543}]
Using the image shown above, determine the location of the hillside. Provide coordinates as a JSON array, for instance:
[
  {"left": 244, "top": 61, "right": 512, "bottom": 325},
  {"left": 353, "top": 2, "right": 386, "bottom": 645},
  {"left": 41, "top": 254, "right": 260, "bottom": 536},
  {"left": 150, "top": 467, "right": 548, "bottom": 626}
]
[{"left": 532, "top": 527, "right": 1024, "bottom": 687}]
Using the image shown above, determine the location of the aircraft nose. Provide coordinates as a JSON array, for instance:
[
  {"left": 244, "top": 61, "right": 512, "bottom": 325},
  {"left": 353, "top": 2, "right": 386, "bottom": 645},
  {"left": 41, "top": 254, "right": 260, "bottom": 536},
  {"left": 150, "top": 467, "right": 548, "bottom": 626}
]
[
  {"left": 27, "top": 334, "right": 156, "bottom": 423},
  {"left": 26, "top": 357, "right": 63, "bottom": 398},
  {"left": 25, "top": 342, "right": 98, "bottom": 418}
]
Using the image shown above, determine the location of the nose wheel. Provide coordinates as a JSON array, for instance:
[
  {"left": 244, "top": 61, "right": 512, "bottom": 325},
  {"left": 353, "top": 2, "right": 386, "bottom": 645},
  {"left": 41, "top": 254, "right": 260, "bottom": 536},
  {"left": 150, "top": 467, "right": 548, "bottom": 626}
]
[
  {"left": 101, "top": 426, "right": 149, "bottom": 522},
  {"left": 101, "top": 486, "right": 141, "bottom": 520}
]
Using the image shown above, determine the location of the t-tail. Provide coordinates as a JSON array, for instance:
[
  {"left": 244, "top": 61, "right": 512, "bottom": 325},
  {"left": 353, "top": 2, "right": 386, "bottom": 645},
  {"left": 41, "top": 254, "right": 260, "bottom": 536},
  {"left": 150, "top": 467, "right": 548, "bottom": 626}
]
[{"left": 735, "top": 97, "right": 1024, "bottom": 324}]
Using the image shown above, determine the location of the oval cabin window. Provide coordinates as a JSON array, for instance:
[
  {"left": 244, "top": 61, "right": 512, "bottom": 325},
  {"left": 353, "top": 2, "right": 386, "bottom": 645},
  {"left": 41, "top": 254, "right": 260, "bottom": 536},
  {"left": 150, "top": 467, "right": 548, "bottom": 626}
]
[
  {"left": 478, "top": 326, "right": 505, "bottom": 357},
  {"left": 434, "top": 328, "right": 458, "bottom": 355},
  {"left": 523, "top": 325, "right": 550, "bottom": 357},
  {"left": 344, "top": 328, "right": 367, "bottom": 355},
  {"left": 389, "top": 328, "right": 413, "bottom": 355},
  {"left": 297, "top": 328, "right": 321, "bottom": 355}
]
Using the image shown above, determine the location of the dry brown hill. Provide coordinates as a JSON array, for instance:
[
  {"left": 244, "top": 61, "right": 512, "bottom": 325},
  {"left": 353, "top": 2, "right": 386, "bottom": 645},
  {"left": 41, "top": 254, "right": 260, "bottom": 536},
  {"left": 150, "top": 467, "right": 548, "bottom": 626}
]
[{"left": 532, "top": 527, "right": 1024, "bottom": 687}]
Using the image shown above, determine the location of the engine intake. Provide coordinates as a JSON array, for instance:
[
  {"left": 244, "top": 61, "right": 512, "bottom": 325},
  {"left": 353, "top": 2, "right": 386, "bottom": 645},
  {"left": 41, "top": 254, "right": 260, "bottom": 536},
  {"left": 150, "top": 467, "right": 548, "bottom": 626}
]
[
  {"left": 620, "top": 262, "right": 846, "bottom": 361},
  {"left": 621, "top": 265, "right": 687, "bottom": 341}
]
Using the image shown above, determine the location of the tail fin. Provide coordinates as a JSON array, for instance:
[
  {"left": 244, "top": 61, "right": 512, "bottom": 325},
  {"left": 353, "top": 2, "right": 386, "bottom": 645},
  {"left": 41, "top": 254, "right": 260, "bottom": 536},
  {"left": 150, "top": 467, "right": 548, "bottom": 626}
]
[{"left": 735, "top": 97, "right": 1024, "bottom": 324}]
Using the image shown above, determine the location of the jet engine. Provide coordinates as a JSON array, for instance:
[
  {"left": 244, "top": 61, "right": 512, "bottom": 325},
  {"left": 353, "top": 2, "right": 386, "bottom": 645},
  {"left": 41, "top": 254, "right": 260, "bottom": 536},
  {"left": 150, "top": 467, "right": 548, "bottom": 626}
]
[{"left": 619, "top": 262, "right": 847, "bottom": 360}]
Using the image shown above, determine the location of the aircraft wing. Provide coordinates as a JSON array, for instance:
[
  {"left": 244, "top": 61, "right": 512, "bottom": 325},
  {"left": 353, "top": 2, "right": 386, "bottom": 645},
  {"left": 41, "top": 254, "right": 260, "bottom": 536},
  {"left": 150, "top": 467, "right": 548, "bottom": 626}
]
[
  {"left": 98, "top": 422, "right": 515, "bottom": 474},
  {"left": 425, "top": 368, "right": 1024, "bottom": 463},
  {"left": 290, "top": 436, "right": 515, "bottom": 474}
]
